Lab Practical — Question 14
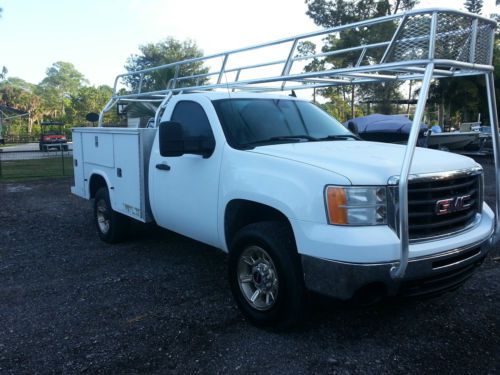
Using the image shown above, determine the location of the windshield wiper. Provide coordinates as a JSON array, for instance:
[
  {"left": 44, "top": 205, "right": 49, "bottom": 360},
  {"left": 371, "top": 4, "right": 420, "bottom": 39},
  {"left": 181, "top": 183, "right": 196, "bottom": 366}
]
[
  {"left": 242, "top": 135, "right": 317, "bottom": 148},
  {"left": 269, "top": 135, "right": 318, "bottom": 142},
  {"left": 317, "top": 134, "right": 360, "bottom": 141}
]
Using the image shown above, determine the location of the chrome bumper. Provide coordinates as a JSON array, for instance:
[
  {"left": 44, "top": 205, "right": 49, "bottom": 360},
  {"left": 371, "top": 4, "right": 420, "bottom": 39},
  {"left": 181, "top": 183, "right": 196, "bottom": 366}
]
[{"left": 301, "top": 237, "right": 492, "bottom": 301}]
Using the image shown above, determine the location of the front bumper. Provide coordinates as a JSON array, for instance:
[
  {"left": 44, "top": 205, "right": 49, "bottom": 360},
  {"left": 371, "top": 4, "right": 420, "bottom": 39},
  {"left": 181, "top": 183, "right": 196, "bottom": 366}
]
[{"left": 302, "top": 237, "right": 492, "bottom": 300}]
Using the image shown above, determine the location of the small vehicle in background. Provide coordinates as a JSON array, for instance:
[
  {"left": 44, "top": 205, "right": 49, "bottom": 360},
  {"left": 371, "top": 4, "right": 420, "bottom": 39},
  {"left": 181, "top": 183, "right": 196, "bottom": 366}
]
[{"left": 40, "top": 121, "right": 68, "bottom": 151}]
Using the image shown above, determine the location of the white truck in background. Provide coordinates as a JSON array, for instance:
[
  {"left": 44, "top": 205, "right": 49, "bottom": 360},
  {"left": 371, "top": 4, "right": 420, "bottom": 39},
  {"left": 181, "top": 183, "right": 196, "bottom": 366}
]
[{"left": 71, "top": 9, "right": 499, "bottom": 327}]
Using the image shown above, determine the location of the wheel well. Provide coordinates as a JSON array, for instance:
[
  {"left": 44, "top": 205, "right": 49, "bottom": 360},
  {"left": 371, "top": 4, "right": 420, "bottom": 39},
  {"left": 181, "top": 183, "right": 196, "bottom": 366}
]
[
  {"left": 224, "top": 199, "right": 293, "bottom": 249},
  {"left": 89, "top": 174, "right": 107, "bottom": 199}
]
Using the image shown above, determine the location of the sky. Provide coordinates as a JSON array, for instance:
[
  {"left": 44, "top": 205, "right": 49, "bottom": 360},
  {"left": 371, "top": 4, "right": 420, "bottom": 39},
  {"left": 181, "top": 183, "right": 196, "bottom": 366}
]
[{"left": 0, "top": 0, "right": 498, "bottom": 88}]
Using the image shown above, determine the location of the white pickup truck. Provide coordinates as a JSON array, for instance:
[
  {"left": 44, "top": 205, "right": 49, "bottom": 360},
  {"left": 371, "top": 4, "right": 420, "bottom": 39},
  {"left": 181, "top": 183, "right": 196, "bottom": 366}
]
[
  {"left": 72, "top": 9, "right": 499, "bottom": 326},
  {"left": 72, "top": 91, "right": 495, "bottom": 326}
]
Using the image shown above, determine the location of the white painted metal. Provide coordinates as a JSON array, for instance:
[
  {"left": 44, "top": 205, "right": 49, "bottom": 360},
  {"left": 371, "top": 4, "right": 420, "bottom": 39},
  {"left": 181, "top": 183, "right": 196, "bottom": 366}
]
[
  {"left": 71, "top": 132, "right": 85, "bottom": 197},
  {"left": 148, "top": 95, "right": 225, "bottom": 247},
  {"left": 72, "top": 127, "right": 156, "bottom": 222}
]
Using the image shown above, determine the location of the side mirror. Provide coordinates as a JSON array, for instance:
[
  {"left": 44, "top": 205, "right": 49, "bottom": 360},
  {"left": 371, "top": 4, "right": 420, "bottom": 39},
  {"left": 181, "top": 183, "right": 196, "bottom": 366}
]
[
  {"left": 159, "top": 121, "right": 215, "bottom": 158},
  {"left": 159, "top": 121, "right": 184, "bottom": 157}
]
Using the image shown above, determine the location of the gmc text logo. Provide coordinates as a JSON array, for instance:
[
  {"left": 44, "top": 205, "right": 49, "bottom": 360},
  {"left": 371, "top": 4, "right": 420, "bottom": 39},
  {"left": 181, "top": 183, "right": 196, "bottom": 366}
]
[{"left": 435, "top": 195, "right": 472, "bottom": 216}]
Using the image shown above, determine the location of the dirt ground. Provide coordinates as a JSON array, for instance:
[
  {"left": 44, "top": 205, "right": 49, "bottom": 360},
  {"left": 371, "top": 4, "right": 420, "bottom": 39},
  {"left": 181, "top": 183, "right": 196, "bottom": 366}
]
[{"left": 0, "top": 157, "right": 499, "bottom": 374}]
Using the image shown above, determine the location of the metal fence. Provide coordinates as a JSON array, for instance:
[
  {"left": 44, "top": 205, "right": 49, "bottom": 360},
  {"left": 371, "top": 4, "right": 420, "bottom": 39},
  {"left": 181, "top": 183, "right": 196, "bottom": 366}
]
[{"left": 0, "top": 148, "right": 73, "bottom": 180}]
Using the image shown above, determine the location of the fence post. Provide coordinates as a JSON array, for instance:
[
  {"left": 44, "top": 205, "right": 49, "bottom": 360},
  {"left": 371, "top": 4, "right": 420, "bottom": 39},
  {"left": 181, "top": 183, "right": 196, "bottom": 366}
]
[
  {"left": 60, "top": 146, "right": 65, "bottom": 176},
  {"left": 0, "top": 149, "right": 2, "bottom": 178}
]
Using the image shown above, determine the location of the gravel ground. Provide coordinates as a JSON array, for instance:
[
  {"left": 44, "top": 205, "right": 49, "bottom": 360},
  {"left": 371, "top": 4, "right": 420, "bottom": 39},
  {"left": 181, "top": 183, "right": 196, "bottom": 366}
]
[{"left": 0, "top": 157, "right": 499, "bottom": 374}]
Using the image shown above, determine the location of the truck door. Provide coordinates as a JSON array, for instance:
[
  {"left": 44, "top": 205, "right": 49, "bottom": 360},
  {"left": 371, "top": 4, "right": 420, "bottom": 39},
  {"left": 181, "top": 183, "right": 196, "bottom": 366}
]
[{"left": 149, "top": 98, "right": 222, "bottom": 247}]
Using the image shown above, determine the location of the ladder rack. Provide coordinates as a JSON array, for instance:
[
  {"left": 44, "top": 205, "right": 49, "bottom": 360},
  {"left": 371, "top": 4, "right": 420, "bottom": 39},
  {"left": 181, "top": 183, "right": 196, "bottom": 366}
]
[
  {"left": 98, "top": 8, "right": 499, "bottom": 281},
  {"left": 108, "top": 7, "right": 495, "bottom": 101}
]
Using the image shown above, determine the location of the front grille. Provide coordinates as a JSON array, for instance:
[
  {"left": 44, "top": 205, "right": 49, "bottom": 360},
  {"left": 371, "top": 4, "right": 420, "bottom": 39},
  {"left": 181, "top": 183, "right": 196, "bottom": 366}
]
[
  {"left": 388, "top": 171, "right": 483, "bottom": 241},
  {"left": 407, "top": 173, "right": 482, "bottom": 240}
]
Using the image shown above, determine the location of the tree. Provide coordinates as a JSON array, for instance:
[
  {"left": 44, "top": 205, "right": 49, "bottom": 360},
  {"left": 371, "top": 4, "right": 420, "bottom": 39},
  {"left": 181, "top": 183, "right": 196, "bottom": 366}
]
[
  {"left": 124, "top": 37, "right": 208, "bottom": 92},
  {"left": 69, "top": 85, "right": 114, "bottom": 125},
  {"left": 423, "top": 0, "right": 493, "bottom": 126},
  {"left": 0, "top": 66, "right": 7, "bottom": 80},
  {"left": 38, "top": 61, "right": 88, "bottom": 121},
  {"left": 464, "top": 0, "right": 483, "bottom": 14},
  {"left": 305, "top": 0, "right": 417, "bottom": 28},
  {"left": 304, "top": 0, "right": 418, "bottom": 116},
  {"left": 39, "top": 61, "right": 88, "bottom": 96},
  {"left": 0, "top": 78, "right": 43, "bottom": 136}
]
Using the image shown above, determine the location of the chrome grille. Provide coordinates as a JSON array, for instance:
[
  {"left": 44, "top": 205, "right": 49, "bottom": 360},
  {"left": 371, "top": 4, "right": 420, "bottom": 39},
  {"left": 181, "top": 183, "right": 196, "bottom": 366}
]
[{"left": 388, "top": 170, "right": 483, "bottom": 242}]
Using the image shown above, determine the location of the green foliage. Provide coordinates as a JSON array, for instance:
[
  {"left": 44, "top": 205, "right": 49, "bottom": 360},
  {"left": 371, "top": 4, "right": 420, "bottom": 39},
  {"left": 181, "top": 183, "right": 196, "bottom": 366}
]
[
  {"left": 69, "top": 85, "right": 114, "bottom": 124},
  {"left": 0, "top": 63, "right": 116, "bottom": 140},
  {"left": 0, "top": 78, "right": 42, "bottom": 137},
  {"left": 425, "top": 35, "right": 500, "bottom": 126},
  {"left": 124, "top": 37, "right": 208, "bottom": 92},
  {"left": 320, "top": 93, "right": 363, "bottom": 120},
  {"left": 305, "top": 0, "right": 417, "bottom": 27},
  {"left": 304, "top": 0, "right": 417, "bottom": 116},
  {"left": 464, "top": 0, "right": 483, "bottom": 14},
  {"left": 39, "top": 61, "right": 88, "bottom": 95},
  {"left": 37, "top": 62, "right": 89, "bottom": 122}
]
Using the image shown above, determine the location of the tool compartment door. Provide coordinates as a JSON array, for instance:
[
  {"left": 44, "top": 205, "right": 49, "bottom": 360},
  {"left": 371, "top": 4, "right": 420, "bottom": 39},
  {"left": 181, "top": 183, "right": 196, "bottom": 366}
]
[
  {"left": 71, "top": 131, "right": 86, "bottom": 198},
  {"left": 112, "top": 132, "right": 143, "bottom": 220},
  {"left": 82, "top": 132, "right": 115, "bottom": 168}
]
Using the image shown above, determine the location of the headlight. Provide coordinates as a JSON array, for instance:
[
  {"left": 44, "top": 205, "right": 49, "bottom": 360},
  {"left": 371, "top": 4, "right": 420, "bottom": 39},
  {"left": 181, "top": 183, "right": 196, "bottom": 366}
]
[{"left": 325, "top": 186, "right": 387, "bottom": 225}]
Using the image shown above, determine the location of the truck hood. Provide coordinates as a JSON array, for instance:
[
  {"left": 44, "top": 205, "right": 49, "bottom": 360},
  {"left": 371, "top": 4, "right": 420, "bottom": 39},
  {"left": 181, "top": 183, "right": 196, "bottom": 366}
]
[{"left": 249, "top": 141, "right": 480, "bottom": 185}]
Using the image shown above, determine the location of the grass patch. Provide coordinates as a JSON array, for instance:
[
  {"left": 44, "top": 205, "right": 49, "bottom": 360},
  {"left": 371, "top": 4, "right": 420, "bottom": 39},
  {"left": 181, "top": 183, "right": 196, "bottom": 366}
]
[{"left": 0, "top": 157, "right": 74, "bottom": 181}]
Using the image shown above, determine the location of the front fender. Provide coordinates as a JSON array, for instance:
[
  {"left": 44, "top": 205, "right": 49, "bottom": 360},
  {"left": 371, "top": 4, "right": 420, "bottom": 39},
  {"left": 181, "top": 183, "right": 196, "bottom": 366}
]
[{"left": 218, "top": 146, "right": 350, "bottom": 250}]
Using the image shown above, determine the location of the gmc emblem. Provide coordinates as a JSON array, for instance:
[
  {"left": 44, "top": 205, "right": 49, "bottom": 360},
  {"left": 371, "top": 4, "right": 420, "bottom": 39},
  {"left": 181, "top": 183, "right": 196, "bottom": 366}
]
[{"left": 435, "top": 195, "right": 472, "bottom": 216}]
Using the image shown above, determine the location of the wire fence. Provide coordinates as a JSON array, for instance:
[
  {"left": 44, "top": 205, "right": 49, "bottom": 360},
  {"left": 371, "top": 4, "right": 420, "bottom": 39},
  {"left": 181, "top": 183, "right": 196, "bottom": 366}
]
[{"left": 0, "top": 148, "right": 73, "bottom": 180}]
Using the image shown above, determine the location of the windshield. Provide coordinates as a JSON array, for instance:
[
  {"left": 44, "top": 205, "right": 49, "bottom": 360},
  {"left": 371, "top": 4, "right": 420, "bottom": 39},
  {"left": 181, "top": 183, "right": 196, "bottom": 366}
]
[{"left": 212, "top": 98, "right": 355, "bottom": 149}]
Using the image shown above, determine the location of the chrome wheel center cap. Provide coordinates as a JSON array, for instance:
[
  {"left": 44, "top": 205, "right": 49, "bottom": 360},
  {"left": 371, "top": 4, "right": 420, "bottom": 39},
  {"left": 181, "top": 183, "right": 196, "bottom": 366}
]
[{"left": 252, "top": 264, "right": 274, "bottom": 292}]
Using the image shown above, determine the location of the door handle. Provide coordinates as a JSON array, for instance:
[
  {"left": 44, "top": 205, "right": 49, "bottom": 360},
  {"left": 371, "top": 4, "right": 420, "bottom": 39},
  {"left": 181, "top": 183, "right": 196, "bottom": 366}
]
[{"left": 156, "top": 163, "right": 171, "bottom": 171}]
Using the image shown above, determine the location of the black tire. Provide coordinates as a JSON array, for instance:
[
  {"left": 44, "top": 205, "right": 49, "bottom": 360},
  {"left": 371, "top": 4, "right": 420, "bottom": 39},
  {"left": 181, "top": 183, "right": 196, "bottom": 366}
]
[
  {"left": 228, "top": 221, "right": 306, "bottom": 328},
  {"left": 93, "top": 187, "right": 129, "bottom": 243}
]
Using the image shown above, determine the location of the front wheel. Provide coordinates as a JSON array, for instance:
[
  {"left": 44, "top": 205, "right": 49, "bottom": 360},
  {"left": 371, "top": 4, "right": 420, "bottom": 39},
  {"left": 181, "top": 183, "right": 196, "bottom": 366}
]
[
  {"left": 228, "top": 221, "right": 306, "bottom": 328},
  {"left": 94, "top": 187, "right": 129, "bottom": 243}
]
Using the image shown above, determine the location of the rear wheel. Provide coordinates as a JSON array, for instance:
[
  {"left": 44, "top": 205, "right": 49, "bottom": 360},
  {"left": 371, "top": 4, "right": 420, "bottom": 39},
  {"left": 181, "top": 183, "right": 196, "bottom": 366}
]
[
  {"left": 94, "top": 187, "right": 129, "bottom": 243},
  {"left": 228, "top": 221, "right": 306, "bottom": 328}
]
